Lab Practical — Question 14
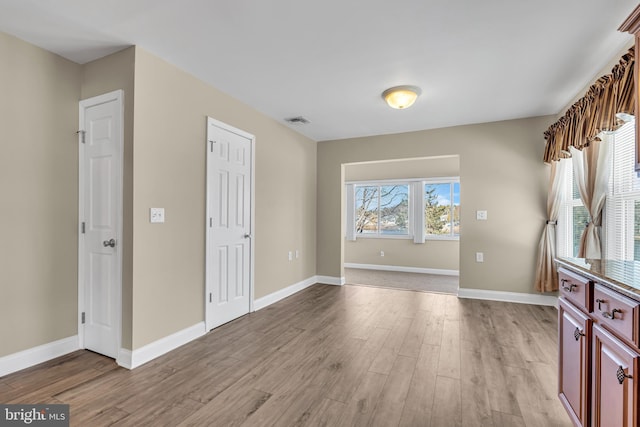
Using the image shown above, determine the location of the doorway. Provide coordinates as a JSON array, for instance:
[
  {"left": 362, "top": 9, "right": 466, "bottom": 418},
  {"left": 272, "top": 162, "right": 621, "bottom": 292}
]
[{"left": 343, "top": 156, "right": 460, "bottom": 294}]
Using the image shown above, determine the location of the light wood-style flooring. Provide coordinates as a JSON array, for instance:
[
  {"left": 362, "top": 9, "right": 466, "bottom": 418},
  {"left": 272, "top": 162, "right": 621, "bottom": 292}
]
[{"left": 0, "top": 284, "right": 570, "bottom": 426}]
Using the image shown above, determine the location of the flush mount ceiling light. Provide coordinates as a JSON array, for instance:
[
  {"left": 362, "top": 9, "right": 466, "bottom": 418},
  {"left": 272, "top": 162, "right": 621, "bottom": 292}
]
[{"left": 382, "top": 85, "right": 422, "bottom": 109}]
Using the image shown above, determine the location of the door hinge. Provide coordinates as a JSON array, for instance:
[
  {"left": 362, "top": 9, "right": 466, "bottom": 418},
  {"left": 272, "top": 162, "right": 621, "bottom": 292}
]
[
  {"left": 210, "top": 217, "right": 213, "bottom": 227},
  {"left": 81, "top": 222, "right": 86, "bottom": 234},
  {"left": 81, "top": 312, "right": 86, "bottom": 324},
  {"left": 209, "top": 293, "right": 212, "bottom": 303},
  {"left": 77, "top": 130, "right": 86, "bottom": 144},
  {"left": 209, "top": 140, "right": 215, "bottom": 152}
]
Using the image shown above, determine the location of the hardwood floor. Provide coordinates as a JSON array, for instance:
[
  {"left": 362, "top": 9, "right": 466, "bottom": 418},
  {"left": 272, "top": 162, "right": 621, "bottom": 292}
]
[
  {"left": 0, "top": 284, "right": 570, "bottom": 426},
  {"left": 344, "top": 268, "right": 459, "bottom": 295}
]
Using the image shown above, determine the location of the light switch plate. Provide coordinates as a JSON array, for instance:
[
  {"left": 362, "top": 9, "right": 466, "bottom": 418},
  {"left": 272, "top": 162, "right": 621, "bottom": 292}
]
[
  {"left": 476, "top": 210, "right": 488, "bottom": 220},
  {"left": 150, "top": 208, "right": 165, "bottom": 223}
]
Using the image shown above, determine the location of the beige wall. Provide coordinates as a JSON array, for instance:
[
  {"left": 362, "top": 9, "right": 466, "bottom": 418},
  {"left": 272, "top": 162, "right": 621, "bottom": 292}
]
[
  {"left": 1, "top": 36, "right": 317, "bottom": 357},
  {"left": 131, "top": 49, "right": 317, "bottom": 349},
  {"left": 0, "top": 32, "right": 81, "bottom": 356},
  {"left": 345, "top": 156, "right": 460, "bottom": 270},
  {"left": 318, "top": 116, "right": 554, "bottom": 294},
  {"left": 345, "top": 155, "right": 459, "bottom": 181},
  {"left": 81, "top": 47, "right": 136, "bottom": 350}
]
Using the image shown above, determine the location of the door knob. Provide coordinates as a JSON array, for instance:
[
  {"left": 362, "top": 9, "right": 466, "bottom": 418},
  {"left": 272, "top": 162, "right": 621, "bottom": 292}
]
[
  {"left": 103, "top": 238, "right": 116, "bottom": 248},
  {"left": 244, "top": 233, "right": 252, "bottom": 239}
]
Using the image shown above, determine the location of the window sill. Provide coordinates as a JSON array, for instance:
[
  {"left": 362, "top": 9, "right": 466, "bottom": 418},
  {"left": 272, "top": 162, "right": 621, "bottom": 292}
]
[
  {"left": 350, "top": 234, "right": 413, "bottom": 240},
  {"left": 425, "top": 235, "right": 459, "bottom": 241}
]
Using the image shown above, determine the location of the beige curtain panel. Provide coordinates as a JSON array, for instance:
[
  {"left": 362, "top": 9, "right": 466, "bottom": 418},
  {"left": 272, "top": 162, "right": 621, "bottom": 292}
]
[
  {"left": 534, "top": 160, "right": 566, "bottom": 292},
  {"left": 543, "top": 47, "right": 635, "bottom": 163},
  {"left": 571, "top": 135, "right": 613, "bottom": 259}
]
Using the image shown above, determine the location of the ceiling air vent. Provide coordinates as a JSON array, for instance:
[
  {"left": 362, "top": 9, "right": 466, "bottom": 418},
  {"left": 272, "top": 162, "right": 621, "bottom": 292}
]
[{"left": 284, "top": 116, "right": 311, "bottom": 125}]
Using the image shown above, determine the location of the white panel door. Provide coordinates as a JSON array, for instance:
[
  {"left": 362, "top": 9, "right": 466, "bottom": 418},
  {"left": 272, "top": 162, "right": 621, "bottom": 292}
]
[
  {"left": 79, "top": 91, "right": 123, "bottom": 359},
  {"left": 206, "top": 118, "right": 253, "bottom": 331}
]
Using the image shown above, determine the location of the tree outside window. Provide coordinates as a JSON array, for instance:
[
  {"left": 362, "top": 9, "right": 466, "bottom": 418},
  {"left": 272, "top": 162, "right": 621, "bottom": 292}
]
[
  {"left": 425, "top": 182, "right": 460, "bottom": 237},
  {"left": 355, "top": 185, "right": 409, "bottom": 235}
]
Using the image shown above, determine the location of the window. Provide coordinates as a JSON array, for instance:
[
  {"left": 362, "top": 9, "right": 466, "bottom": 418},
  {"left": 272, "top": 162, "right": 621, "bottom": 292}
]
[
  {"left": 355, "top": 184, "right": 409, "bottom": 236},
  {"left": 425, "top": 182, "right": 460, "bottom": 237},
  {"left": 557, "top": 169, "right": 588, "bottom": 258},
  {"left": 346, "top": 178, "right": 460, "bottom": 242},
  {"left": 558, "top": 120, "right": 640, "bottom": 260},
  {"left": 605, "top": 120, "right": 640, "bottom": 261}
]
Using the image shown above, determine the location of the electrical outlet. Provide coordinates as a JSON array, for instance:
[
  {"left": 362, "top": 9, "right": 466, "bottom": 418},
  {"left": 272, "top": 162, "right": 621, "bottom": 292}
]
[
  {"left": 476, "top": 252, "right": 484, "bottom": 262},
  {"left": 380, "top": 250, "right": 385, "bottom": 257},
  {"left": 295, "top": 250, "right": 299, "bottom": 259},
  {"left": 476, "top": 210, "right": 488, "bottom": 221},
  {"left": 150, "top": 208, "right": 165, "bottom": 223},
  {"left": 288, "top": 251, "right": 293, "bottom": 261}
]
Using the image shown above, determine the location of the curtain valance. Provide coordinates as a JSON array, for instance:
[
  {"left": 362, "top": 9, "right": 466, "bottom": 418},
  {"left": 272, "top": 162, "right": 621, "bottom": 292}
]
[{"left": 543, "top": 47, "right": 635, "bottom": 163}]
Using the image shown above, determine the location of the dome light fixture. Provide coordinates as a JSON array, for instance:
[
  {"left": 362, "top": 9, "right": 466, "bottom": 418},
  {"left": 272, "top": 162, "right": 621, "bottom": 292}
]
[{"left": 382, "top": 85, "right": 422, "bottom": 109}]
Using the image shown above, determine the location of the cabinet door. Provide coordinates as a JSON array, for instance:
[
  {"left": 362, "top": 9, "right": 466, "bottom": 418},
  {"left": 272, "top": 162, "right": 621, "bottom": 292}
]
[
  {"left": 559, "top": 297, "right": 591, "bottom": 427},
  {"left": 592, "top": 324, "right": 639, "bottom": 427}
]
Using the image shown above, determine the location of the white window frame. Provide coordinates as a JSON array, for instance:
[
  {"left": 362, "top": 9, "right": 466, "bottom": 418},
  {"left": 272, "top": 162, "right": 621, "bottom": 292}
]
[
  {"left": 423, "top": 177, "right": 460, "bottom": 241},
  {"left": 348, "top": 179, "right": 413, "bottom": 240},
  {"left": 345, "top": 177, "right": 460, "bottom": 243}
]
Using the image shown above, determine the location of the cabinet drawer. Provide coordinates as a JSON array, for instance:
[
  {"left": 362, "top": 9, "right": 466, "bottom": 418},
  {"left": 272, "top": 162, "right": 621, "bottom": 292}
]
[
  {"left": 593, "top": 284, "right": 639, "bottom": 348},
  {"left": 559, "top": 268, "right": 593, "bottom": 313}
]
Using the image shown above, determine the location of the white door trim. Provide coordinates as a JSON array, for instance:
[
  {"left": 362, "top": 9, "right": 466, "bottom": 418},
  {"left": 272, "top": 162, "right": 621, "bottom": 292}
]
[
  {"left": 78, "top": 89, "right": 124, "bottom": 359},
  {"left": 205, "top": 117, "right": 256, "bottom": 331}
]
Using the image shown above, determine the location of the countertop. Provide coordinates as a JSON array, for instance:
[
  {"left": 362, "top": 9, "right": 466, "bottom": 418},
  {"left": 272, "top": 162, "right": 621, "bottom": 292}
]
[{"left": 556, "top": 257, "right": 640, "bottom": 301}]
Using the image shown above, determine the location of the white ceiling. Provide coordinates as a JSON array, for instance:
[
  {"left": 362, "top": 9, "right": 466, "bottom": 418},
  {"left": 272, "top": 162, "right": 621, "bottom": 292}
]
[{"left": 0, "top": 0, "right": 637, "bottom": 141}]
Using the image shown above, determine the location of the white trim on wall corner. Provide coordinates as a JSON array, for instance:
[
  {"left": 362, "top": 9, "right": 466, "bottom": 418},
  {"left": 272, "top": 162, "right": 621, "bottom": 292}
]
[
  {"left": 458, "top": 288, "right": 558, "bottom": 308},
  {"left": 116, "top": 349, "right": 133, "bottom": 370},
  {"left": 345, "top": 263, "right": 459, "bottom": 277},
  {"left": 0, "top": 335, "right": 80, "bottom": 377},
  {"left": 120, "top": 322, "right": 207, "bottom": 370}
]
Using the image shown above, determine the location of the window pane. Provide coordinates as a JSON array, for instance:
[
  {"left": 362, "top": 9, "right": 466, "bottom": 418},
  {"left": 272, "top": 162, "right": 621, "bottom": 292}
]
[
  {"left": 635, "top": 200, "right": 640, "bottom": 261},
  {"left": 572, "top": 205, "right": 589, "bottom": 257},
  {"left": 572, "top": 179, "right": 581, "bottom": 200},
  {"left": 355, "top": 186, "right": 379, "bottom": 234},
  {"left": 425, "top": 183, "right": 452, "bottom": 235},
  {"left": 453, "top": 182, "right": 460, "bottom": 236},
  {"left": 379, "top": 185, "right": 409, "bottom": 235}
]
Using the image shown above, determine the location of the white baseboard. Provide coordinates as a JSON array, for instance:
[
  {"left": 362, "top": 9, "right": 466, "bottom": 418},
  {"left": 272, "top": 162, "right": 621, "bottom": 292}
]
[
  {"left": 254, "top": 275, "right": 346, "bottom": 311},
  {"left": 345, "top": 263, "right": 459, "bottom": 276},
  {"left": 458, "top": 288, "right": 558, "bottom": 307},
  {"left": 118, "top": 322, "right": 206, "bottom": 370},
  {"left": 315, "top": 275, "right": 345, "bottom": 286},
  {"left": 254, "top": 276, "right": 318, "bottom": 311},
  {"left": 0, "top": 335, "right": 80, "bottom": 377}
]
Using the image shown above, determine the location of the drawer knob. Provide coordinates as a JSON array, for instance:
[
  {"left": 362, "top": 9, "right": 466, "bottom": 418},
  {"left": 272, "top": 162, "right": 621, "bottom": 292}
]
[
  {"left": 561, "top": 282, "right": 577, "bottom": 293},
  {"left": 573, "top": 327, "right": 585, "bottom": 341},
  {"left": 617, "top": 365, "right": 633, "bottom": 384},
  {"left": 596, "top": 298, "right": 605, "bottom": 311},
  {"left": 602, "top": 308, "right": 622, "bottom": 320}
]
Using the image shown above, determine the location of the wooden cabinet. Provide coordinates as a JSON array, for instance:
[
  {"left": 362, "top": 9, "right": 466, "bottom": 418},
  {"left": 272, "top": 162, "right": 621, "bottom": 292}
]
[
  {"left": 618, "top": 4, "right": 640, "bottom": 172},
  {"left": 557, "top": 268, "right": 640, "bottom": 427},
  {"left": 592, "top": 324, "right": 638, "bottom": 427},
  {"left": 559, "top": 298, "right": 592, "bottom": 426}
]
